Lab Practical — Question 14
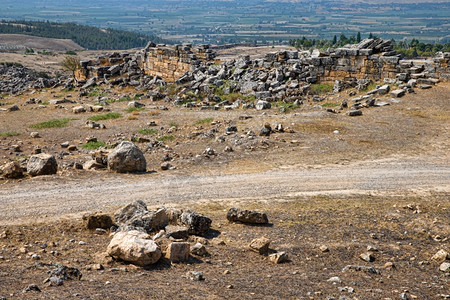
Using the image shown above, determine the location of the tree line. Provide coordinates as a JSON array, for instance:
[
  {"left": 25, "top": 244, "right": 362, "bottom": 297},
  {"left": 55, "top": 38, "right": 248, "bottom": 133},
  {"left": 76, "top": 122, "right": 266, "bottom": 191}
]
[
  {"left": 0, "top": 20, "right": 167, "bottom": 50},
  {"left": 289, "top": 33, "right": 450, "bottom": 58}
]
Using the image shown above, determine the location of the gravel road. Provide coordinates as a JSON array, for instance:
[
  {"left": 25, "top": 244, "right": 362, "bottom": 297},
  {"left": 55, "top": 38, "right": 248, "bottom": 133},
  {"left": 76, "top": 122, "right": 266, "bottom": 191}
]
[{"left": 1, "top": 156, "right": 449, "bottom": 225}]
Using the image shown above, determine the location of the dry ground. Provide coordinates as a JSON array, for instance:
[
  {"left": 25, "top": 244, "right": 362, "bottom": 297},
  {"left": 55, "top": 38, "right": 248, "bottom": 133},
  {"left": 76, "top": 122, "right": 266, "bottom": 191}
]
[
  {"left": 0, "top": 55, "right": 449, "bottom": 298},
  {"left": 0, "top": 34, "right": 83, "bottom": 52}
]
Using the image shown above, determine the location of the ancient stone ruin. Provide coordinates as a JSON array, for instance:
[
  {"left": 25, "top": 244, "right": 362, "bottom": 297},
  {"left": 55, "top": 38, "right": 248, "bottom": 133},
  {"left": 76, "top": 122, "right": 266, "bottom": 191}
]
[{"left": 75, "top": 38, "right": 449, "bottom": 98}]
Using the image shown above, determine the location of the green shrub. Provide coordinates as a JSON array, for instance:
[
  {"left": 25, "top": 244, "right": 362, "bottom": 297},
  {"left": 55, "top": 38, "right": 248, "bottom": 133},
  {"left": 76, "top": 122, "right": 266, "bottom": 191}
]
[
  {"left": 169, "top": 122, "right": 178, "bottom": 128},
  {"left": 88, "top": 112, "right": 122, "bottom": 121},
  {"left": 30, "top": 118, "right": 73, "bottom": 129}
]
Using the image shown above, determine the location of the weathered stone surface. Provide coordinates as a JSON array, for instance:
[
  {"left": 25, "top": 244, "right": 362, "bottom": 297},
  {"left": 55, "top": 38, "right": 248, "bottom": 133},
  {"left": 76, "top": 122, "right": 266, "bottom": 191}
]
[
  {"left": 249, "top": 237, "right": 270, "bottom": 254},
  {"left": 106, "top": 230, "right": 161, "bottom": 266},
  {"left": 114, "top": 200, "right": 148, "bottom": 224},
  {"left": 83, "top": 160, "right": 105, "bottom": 170},
  {"left": 390, "top": 89, "right": 405, "bottom": 98},
  {"left": 269, "top": 251, "right": 289, "bottom": 264},
  {"left": 347, "top": 110, "right": 363, "bottom": 116},
  {"left": 191, "top": 242, "right": 208, "bottom": 256},
  {"left": 431, "top": 249, "right": 449, "bottom": 262},
  {"left": 166, "top": 242, "right": 190, "bottom": 263},
  {"left": 27, "top": 153, "right": 57, "bottom": 176},
  {"left": 256, "top": 100, "right": 271, "bottom": 110},
  {"left": 114, "top": 202, "right": 169, "bottom": 233},
  {"left": 180, "top": 210, "right": 212, "bottom": 236},
  {"left": 0, "top": 161, "right": 23, "bottom": 179},
  {"left": 377, "top": 84, "right": 390, "bottom": 95},
  {"left": 72, "top": 106, "right": 86, "bottom": 114},
  {"left": 359, "top": 252, "right": 375, "bottom": 262},
  {"left": 107, "top": 141, "right": 146, "bottom": 173},
  {"left": 439, "top": 262, "right": 450, "bottom": 272},
  {"left": 227, "top": 208, "right": 269, "bottom": 224},
  {"left": 83, "top": 213, "right": 114, "bottom": 230},
  {"left": 165, "top": 225, "right": 189, "bottom": 239}
]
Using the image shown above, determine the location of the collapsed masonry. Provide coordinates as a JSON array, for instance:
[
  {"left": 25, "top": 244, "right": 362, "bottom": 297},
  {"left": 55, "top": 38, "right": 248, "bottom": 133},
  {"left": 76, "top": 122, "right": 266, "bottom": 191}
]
[{"left": 75, "top": 39, "right": 449, "bottom": 102}]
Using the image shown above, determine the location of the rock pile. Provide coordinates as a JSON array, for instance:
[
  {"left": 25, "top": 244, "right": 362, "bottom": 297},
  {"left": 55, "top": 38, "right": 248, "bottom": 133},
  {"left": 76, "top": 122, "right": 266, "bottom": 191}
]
[
  {"left": 74, "top": 39, "right": 449, "bottom": 108},
  {"left": 103, "top": 201, "right": 212, "bottom": 266},
  {"left": 0, "top": 63, "right": 56, "bottom": 94}
]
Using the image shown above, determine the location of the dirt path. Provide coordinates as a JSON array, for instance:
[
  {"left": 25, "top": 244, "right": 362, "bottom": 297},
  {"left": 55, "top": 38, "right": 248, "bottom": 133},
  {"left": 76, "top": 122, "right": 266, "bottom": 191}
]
[{"left": 1, "top": 155, "right": 448, "bottom": 225}]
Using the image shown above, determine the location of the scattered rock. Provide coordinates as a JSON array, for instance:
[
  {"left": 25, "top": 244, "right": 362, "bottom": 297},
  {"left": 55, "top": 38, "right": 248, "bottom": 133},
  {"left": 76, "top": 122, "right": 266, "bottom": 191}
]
[
  {"left": 27, "top": 153, "right": 58, "bottom": 176},
  {"left": 319, "top": 245, "right": 329, "bottom": 253},
  {"left": 431, "top": 249, "right": 449, "bottom": 262},
  {"left": 191, "top": 242, "right": 208, "bottom": 256},
  {"left": 45, "top": 265, "right": 82, "bottom": 286},
  {"left": 165, "top": 225, "right": 189, "bottom": 239},
  {"left": 22, "top": 284, "right": 41, "bottom": 293},
  {"left": 114, "top": 201, "right": 169, "bottom": 233},
  {"left": 359, "top": 252, "right": 375, "bottom": 262},
  {"left": 347, "top": 110, "right": 362, "bottom": 116},
  {"left": 166, "top": 242, "right": 190, "bottom": 263},
  {"left": 256, "top": 100, "right": 271, "bottom": 110},
  {"left": 7, "top": 104, "right": 19, "bottom": 112},
  {"left": 186, "top": 271, "right": 204, "bottom": 281},
  {"left": 249, "top": 237, "right": 270, "bottom": 254},
  {"left": 107, "top": 141, "right": 146, "bottom": 173},
  {"left": 106, "top": 230, "right": 162, "bottom": 266},
  {"left": 83, "top": 160, "right": 105, "bottom": 170},
  {"left": 390, "top": 89, "right": 405, "bottom": 98},
  {"left": 342, "top": 265, "right": 380, "bottom": 274},
  {"left": 180, "top": 210, "right": 212, "bottom": 236},
  {"left": 160, "top": 162, "right": 172, "bottom": 170},
  {"left": 269, "top": 251, "right": 288, "bottom": 264},
  {"left": 327, "top": 276, "right": 342, "bottom": 283},
  {"left": 72, "top": 106, "right": 86, "bottom": 114},
  {"left": 227, "top": 208, "right": 269, "bottom": 224},
  {"left": 0, "top": 161, "right": 23, "bottom": 179},
  {"left": 439, "top": 262, "right": 450, "bottom": 272}
]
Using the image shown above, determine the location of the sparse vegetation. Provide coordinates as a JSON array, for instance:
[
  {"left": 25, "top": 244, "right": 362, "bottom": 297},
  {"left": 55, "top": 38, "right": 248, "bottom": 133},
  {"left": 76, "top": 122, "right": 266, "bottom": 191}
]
[
  {"left": 321, "top": 102, "right": 340, "bottom": 108},
  {"left": 194, "top": 118, "right": 214, "bottom": 125},
  {"left": 125, "top": 107, "right": 145, "bottom": 113},
  {"left": 272, "top": 101, "right": 300, "bottom": 112},
  {"left": 30, "top": 118, "right": 73, "bottom": 129},
  {"left": 169, "top": 122, "right": 178, "bottom": 128},
  {"left": 88, "top": 112, "right": 122, "bottom": 121},
  {"left": 157, "top": 135, "right": 175, "bottom": 142},
  {"left": 87, "top": 88, "right": 106, "bottom": 98},
  {"left": 309, "top": 83, "right": 333, "bottom": 95},
  {"left": 137, "top": 128, "right": 158, "bottom": 135},
  {"left": 82, "top": 141, "right": 107, "bottom": 149},
  {"left": 0, "top": 131, "right": 20, "bottom": 137}
]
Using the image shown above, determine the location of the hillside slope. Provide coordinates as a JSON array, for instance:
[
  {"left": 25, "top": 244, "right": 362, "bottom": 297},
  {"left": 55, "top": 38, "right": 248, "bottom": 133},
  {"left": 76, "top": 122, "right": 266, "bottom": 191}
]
[{"left": 0, "top": 34, "right": 83, "bottom": 52}]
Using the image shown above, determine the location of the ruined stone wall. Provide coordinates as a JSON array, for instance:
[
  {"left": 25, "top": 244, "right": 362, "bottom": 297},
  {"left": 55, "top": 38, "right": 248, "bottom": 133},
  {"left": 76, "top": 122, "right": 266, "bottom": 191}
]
[
  {"left": 143, "top": 44, "right": 214, "bottom": 82},
  {"left": 75, "top": 43, "right": 215, "bottom": 83},
  {"left": 75, "top": 39, "right": 449, "bottom": 88}
]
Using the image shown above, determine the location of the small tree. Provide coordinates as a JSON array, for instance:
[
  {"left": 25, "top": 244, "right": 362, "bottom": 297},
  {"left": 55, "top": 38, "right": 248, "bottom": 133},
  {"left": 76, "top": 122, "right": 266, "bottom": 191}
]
[{"left": 61, "top": 55, "right": 81, "bottom": 82}]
